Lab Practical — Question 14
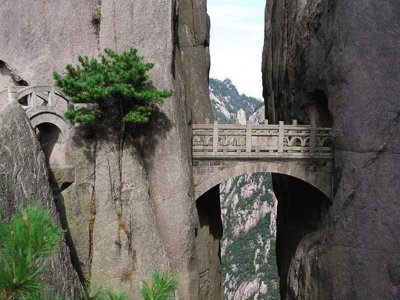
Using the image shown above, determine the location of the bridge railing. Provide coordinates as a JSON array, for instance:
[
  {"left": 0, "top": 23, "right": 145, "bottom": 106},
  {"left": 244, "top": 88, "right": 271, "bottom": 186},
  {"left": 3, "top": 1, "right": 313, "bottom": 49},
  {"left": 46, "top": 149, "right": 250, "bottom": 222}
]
[
  {"left": 3, "top": 86, "right": 73, "bottom": 111},
  {"left": 192, "top": 120, "right": 333, "bottom": 159}
]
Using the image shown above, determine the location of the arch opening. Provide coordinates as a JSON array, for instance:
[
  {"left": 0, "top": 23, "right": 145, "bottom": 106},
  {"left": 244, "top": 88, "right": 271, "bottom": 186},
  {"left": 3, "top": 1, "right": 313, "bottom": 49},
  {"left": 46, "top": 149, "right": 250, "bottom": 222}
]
[
  {"left": 195, "top": 170, "right": 331, "bottom": 300},
  {"left": 35, "top": 122, "right": 66, "bottom": 167},
  {"left": 194, "top": 160, "right": 333, "bottom": 201}
]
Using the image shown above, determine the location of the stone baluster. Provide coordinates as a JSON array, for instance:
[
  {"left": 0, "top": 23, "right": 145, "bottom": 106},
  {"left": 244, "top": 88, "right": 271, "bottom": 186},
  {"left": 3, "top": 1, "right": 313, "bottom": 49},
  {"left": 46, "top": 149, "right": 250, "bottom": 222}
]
[
  {"left": 213, "top": 120, "right": 218, "bottom": 154},
  {"left": 7, "top": 86, "right": 17, "bottom": 103},
  {"left": 27, "top": 89, "right": 37, "bottom": 108},
  {"left": 48, "top": 87, "right": 55, "bottom": 107},
  {"left": 310, "top": 119, "right": 316, "bottom": 153},
  {"left": 278, "top": 121, "right": 284, "bottom": 153},
  {"left": 246, "top": 121, "right": 252, "bottom": 152}
]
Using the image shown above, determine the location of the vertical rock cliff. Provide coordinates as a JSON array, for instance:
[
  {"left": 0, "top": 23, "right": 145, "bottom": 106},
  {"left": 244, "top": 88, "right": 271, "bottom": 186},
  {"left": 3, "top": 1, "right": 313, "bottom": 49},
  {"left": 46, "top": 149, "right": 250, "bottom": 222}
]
[
  {"left": 263, "top": 0, "right": 400, "bottom": 299},
  {"left": 0, "top": 100, "right": 82, "bottom": 298},
  {"left": 0, "top": 0, "right": 213, "bottom": 298}
]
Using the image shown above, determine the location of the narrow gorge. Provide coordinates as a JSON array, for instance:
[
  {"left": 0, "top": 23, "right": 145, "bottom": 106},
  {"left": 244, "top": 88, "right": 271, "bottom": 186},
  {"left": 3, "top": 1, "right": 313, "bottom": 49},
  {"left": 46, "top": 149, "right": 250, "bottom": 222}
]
[{"left": 0, "top": 0, "right": 398, "bottom": 299}]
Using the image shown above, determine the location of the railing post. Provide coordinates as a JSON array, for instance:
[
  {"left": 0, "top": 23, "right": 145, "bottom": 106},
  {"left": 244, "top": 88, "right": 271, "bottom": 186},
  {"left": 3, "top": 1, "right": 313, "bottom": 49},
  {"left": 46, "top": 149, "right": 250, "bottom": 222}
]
[
  {"left": 278, "top": 121, "right": 284, "bottom": 153},
  {"left": 27, "top": 88, "right": 37, "bottom": 108},
  {"left": 213, "top": 120, "right": 218, "bottom": 154},
  {"left": 48, "top": 87, "right": 54, "bottom": 107},
  {"left": 246, "top": 121, "right": 252, "bottom": 153},
  {"left": 310, "top": 120, "right": 316, "bottom": 153},
  {"left": 7, "top": 87, "right": 17, "bottom": 103}
]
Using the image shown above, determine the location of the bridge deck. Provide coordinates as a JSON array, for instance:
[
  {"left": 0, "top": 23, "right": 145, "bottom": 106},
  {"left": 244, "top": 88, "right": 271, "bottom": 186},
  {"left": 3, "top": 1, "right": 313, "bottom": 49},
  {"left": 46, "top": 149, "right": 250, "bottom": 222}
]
[{"left": 192, "top": 121, "right": 333, "bottom": 161}]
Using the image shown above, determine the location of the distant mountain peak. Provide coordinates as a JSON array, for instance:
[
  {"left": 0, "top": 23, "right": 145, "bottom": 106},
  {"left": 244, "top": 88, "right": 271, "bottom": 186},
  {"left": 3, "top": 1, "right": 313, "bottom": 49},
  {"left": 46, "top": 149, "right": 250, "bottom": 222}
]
[
  {"left": 223, "top": 78, "right": 232, "bottom": 85},
  {"left": 209, "top": 77, "right": 264, "bottom": 124}
]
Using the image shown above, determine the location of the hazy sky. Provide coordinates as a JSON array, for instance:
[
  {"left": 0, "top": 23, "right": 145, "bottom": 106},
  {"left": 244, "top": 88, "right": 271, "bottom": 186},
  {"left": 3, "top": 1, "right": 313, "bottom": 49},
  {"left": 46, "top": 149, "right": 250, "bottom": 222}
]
[{"left": 208, "top": 0, "right": 265, "bottom": 100}]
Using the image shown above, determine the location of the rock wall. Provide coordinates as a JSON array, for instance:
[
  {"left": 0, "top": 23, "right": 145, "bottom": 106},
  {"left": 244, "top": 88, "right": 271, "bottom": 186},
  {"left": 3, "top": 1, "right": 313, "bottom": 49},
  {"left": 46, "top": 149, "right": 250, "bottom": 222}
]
[
  {"left": 0, "top": 101, "right": 82, "bottom": 298},
  {"left": 263, "top": 0, "right": 400, "bottom": 298},
  {"left": 0, "top": 0, "right": 213, "bottom": 298}
]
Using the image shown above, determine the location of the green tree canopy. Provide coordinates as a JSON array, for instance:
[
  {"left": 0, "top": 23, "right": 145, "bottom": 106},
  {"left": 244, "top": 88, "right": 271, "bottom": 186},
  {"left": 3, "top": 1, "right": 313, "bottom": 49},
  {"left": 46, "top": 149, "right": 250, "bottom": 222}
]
[{"left": 53, "top": 48, "right": 171, "bottom": 126}]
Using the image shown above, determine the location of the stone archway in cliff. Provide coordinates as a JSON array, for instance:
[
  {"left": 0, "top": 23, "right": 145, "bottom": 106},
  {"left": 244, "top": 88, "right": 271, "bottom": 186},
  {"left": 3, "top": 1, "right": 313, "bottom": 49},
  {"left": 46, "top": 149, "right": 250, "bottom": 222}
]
[
  {"left": 27, "top": 109, "right": 70, "bottom": 167},
  {"left": 27, "top": 107, "right": 70, "bottom": 136}
]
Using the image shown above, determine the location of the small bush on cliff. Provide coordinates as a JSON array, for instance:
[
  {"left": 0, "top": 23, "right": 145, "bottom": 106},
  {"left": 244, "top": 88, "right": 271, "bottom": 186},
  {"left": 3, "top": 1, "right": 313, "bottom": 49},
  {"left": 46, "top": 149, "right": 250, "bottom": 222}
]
[
  {"left": 53, "top": 48, "right": 172, "bottom": 126},
  {"left": 81, "top": 287, "right": 127, "bottom": 300},
  {"left": 0, "top": 206, "right": 64, "bottom": 299},
  {"left": 91, "top": 8, "right": 101, "bottom": 25},
  {"left": 140, "top": 271, "right": 178, "bottom": 300}
]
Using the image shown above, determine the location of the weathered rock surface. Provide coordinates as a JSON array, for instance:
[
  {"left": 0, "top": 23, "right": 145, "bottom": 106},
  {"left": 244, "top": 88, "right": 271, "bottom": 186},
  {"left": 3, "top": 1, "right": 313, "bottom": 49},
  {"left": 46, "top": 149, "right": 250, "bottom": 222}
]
[
  {"left": 0, "top": 0, "right": 213, "bottom": 299},
  {"left": 0, "top": 101, "right": 82, "bottom": 298},
  {"left": 264, "top": 0, "right": 400, "bottom": 298}
]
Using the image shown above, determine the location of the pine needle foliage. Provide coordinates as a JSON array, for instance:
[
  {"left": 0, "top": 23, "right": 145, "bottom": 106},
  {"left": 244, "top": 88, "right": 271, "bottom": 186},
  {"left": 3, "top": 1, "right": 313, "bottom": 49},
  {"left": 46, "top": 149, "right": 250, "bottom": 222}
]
[
  {"left": 0, "top": 206, "right": 64, "bottom": 300},
  {"left": 140, "top": 271, "right": 178, "bottom": 300},
  {"left": 81, "top": 286, "right": 127, "bottom": 300},
  {"left": 53, "top": 48, "right": 172, "bottom": 126}
]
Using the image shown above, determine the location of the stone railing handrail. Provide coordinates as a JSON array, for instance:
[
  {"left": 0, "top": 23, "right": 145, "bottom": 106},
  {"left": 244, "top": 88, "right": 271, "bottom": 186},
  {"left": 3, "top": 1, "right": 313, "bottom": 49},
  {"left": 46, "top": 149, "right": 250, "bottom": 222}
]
[
  {"left": 4, "top": 85, "right": 73, "bottom": 111},
  {"left": 192, "top": 120, "right": 333, "bottom": 159}
]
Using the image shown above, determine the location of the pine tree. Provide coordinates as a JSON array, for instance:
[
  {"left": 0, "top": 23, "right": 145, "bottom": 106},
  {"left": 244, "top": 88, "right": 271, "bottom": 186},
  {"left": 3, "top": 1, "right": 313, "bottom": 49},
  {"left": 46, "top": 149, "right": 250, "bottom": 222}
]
[
  {"left": 140, "top": 271, "right": 178, "bottom": 300},
  {"left": 0, "top": 206, "right": 64, "bottom": 299},
  {"left": 53, "top": 48, "right": 172, "bottom": 126}
]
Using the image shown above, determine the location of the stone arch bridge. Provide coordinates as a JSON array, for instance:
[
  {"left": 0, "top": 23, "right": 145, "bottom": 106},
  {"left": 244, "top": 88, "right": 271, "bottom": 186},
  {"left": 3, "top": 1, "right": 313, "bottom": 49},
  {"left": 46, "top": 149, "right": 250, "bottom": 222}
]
[
  {"left": 192, "top": 121, "right": 333, "bottom": 199},
  {"left": 0, "top": 86, "right": 73, "bottom": 167},
  {"left": 0, "top": 85, "right": 72, "bottom": 135},
  {"left": 0, "top": 86, "right": 334, "bottom": 198}
]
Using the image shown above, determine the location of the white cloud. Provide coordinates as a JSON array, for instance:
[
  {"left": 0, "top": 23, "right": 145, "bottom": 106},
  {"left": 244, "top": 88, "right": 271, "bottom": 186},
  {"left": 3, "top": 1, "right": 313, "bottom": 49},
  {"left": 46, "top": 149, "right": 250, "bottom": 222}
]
[{"left": 208, "top": 0, "right": 265, "bottom": 99}]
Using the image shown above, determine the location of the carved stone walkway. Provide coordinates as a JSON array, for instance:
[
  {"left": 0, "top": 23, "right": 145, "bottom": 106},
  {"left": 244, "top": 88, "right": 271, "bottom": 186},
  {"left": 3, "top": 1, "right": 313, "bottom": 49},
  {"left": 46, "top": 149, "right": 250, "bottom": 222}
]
[{"left": 192, "top": 120, "right": 333, "bottom": 199}]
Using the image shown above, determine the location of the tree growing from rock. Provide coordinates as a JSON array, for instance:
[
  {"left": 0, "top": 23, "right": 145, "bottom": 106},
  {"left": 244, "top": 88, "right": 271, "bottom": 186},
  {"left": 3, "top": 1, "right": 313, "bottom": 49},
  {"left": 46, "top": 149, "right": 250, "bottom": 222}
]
[{"left": 53, "top": 48, "right": 171, "bottom": 126}]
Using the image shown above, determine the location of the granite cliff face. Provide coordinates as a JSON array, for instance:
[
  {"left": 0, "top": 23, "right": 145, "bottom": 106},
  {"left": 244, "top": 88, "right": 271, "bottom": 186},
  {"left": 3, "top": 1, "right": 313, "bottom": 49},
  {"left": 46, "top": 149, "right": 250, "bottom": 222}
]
[
  {"left": 0, "top": 100, "right": 82, "bottom": 298},
  {"left": 0, "top": 1, "right": 213, "bottom": 298},
  {"left": 263, "top": 0, "right": 400, "bottom": 299}
]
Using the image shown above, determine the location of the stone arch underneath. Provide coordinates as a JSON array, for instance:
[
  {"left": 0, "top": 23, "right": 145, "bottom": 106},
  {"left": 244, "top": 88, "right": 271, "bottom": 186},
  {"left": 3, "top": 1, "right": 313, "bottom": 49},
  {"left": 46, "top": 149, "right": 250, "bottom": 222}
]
[
  {"left": 26, "top": 106, "right": 70, "bottom": 136},
  {"left": 194, "top": 161, "right": 332, "bottom": 200},
  {"left": 25, "top": 107, "right": 71, "bottom": 167}
]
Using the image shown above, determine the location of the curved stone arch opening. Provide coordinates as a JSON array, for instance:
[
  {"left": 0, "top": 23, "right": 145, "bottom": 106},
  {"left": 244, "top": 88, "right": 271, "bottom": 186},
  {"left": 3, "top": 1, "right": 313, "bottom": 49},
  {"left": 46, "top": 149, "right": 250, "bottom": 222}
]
[
  {"left": 26, "top": 107, "right": 71, "bottom": 167},
  {"left": 27, "top": 106, "right": 70, "bottom": 136},
  {"left": 194, "top": 161, "right": 332, "bottom": 201},
  {"left": 194, "top": 161, "right": 332, "bottom": 299}
]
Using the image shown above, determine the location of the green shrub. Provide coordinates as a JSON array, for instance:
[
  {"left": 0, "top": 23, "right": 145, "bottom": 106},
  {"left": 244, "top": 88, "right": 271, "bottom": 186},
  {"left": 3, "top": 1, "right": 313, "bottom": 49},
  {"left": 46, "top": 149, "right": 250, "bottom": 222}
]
[
  {"left": 53, "top": 48, "right": 172, "bottom": 126},
  {"left": 140, "top": 271, "right": 178, "bottom": 300},
  {"left": 0, "top": 206, "right": 177, "bottom": 300},
  {"left": 82, "top": 287, "right": 127, "bottom": 300},
  {"left": 91, "top": 8, "right": 101, "bottom": 25},
  {"left": 0, "top": 206, "right": 64, "bottom": 299}
]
